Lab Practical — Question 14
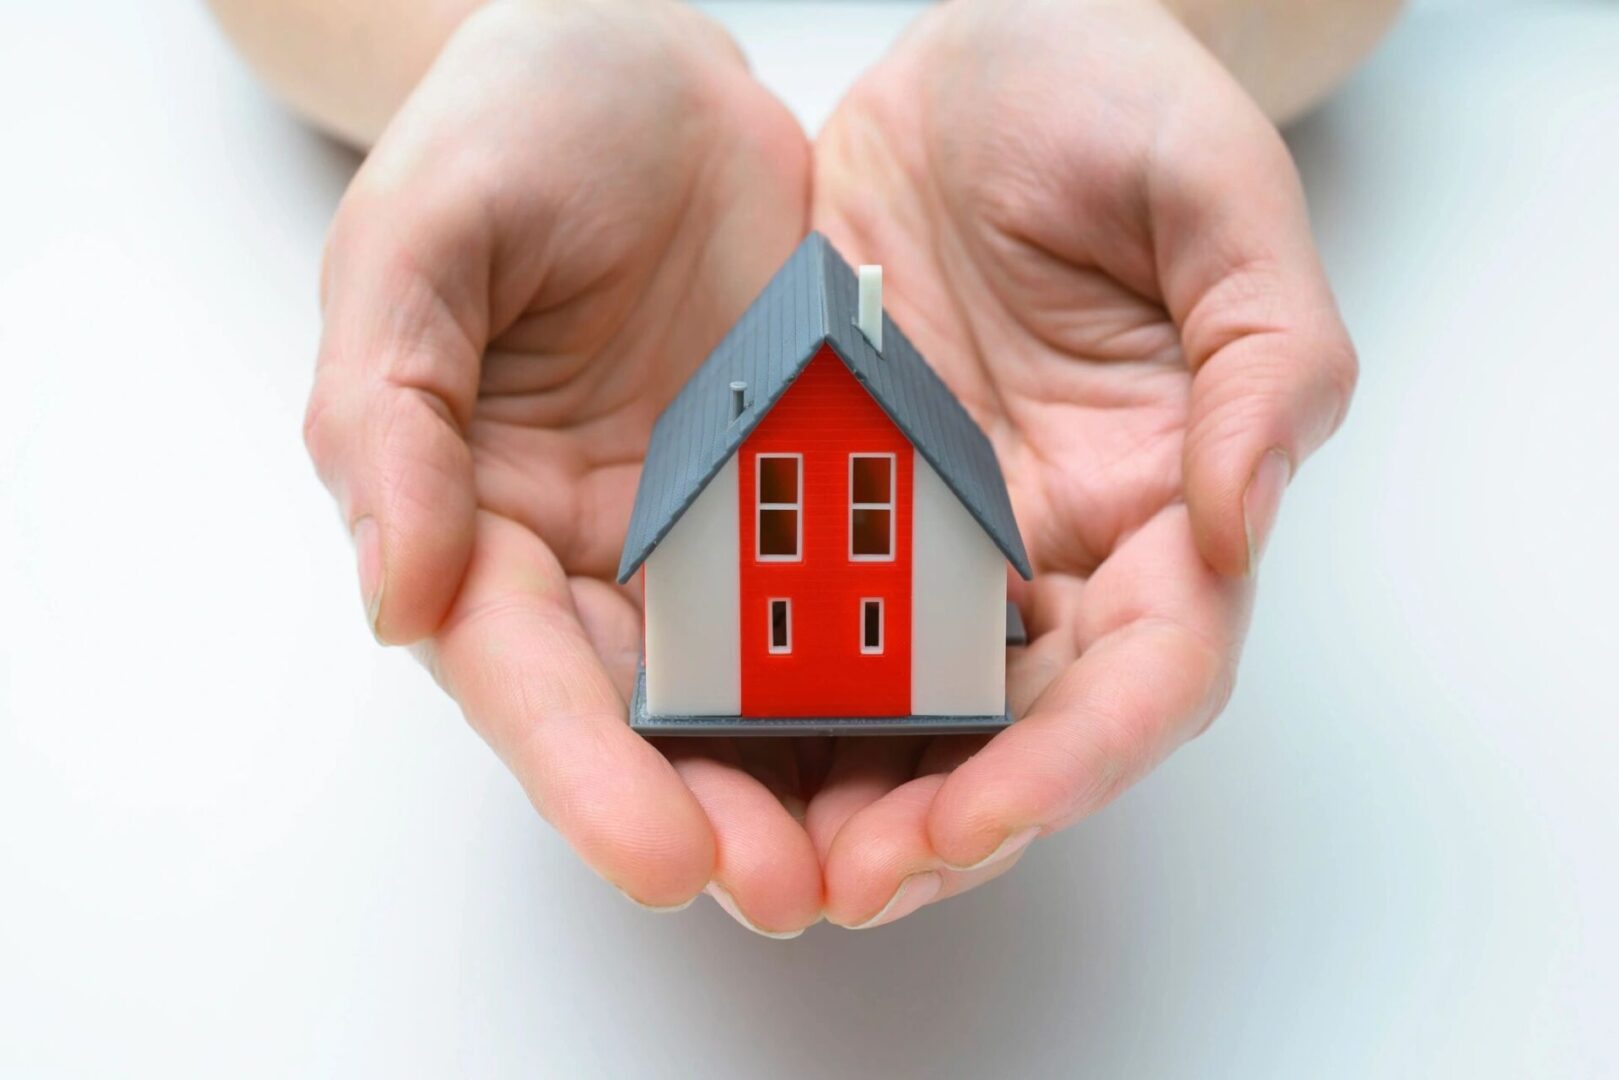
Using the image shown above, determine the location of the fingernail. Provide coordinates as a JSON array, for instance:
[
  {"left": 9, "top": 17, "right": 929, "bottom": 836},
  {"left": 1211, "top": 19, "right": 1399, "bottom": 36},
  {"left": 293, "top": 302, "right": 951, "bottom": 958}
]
[
  {"left": 705, "top": 882, "right": 805, "bottom": 940},
  {"left": 352, "top": 515, "right": 384, "bottom": 636},
  {"left": 1243, "top": 449, "right": 1292, "bottom": 575},
  {"left": 945, "top": 825, "right": 1040, "bottom": 873},
  {"left": 848, "top": 871, "right": 943, "bottom": 930},
  {"left": 617, "top": 887, "right": 696, "bottom": 914}
]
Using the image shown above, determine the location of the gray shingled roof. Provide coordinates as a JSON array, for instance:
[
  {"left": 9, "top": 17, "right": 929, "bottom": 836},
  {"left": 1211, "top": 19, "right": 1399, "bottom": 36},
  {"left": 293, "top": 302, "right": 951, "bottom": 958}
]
[{"left": 616, "top": 232, "right": 1031, "bottom": 583}]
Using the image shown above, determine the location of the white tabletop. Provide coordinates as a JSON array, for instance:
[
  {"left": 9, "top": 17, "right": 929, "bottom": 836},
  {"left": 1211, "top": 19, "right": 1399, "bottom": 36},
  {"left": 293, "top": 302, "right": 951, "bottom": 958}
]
[{"left": 2, "top": 2, "right": 1615, "bottom": 1075}]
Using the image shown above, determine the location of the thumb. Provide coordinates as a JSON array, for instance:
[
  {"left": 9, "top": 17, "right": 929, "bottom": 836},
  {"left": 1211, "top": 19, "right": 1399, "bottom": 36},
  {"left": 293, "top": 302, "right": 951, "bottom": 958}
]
[
  {"left": 303, "top": 185, "right": 487, "bottom": 643},
  {"left": 1155, "top": 114, "right": 1359, "bottom": 577},
  {"left": 1180, "top": 299, "right": 1357, "bottom": 576}
]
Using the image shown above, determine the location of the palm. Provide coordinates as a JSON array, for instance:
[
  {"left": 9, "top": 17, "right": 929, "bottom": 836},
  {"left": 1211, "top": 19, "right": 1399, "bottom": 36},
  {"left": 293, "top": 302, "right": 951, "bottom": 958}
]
[
  {"left": 385, "top": 0, "right": 822, "bottom": 671},
  {"left": 462, "top": 137, "right": 809, "bottom": 695},
  {"left": 813, "top": 79, "right": 1200, "bottom": 710},
  {"left": 311, "top": 2, "right": 834, "bottom": 927}
]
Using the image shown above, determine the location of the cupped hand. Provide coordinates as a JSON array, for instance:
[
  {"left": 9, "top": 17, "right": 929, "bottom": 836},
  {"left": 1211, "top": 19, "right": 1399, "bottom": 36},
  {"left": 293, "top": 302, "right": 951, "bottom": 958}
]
[
  {"left": 303, "top": 0, "right": 826, "bottom": 932},
  {"left": 806, "top": 0, "right": 1357, "bottom": 926}
]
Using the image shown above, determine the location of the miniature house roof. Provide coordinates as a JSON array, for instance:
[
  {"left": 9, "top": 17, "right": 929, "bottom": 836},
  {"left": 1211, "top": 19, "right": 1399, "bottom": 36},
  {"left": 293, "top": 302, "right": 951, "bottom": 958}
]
[{"left": 617, "top": 232, "right": 1032, "bottom": 584}]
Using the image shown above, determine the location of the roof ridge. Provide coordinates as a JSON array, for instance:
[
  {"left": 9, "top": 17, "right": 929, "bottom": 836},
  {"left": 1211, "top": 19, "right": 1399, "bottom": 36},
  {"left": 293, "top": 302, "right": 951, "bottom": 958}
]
[{"left": 616, "top": 232, "right": 1030, "bottom": 583}]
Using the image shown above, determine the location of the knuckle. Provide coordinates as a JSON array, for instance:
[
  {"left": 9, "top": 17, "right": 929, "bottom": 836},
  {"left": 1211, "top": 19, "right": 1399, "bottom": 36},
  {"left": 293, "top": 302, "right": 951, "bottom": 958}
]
[
  {"left": 1320, "top": 330, "right": 1361, "bottom": 426},
  {"left": 1190, "top": 655, "right": 1238, "bottom": 741},
  {"left": 1185, "top": 384, "right": 1275, "bottom": 470},
  {"left": 301, "top": 380, "right": 340, "bottom": 474},
  {"left": 1097, "top": 711, "right": 1156, "bottom": 797},
  {"left": 1017, "top": 717, "right": 1135, "bottom": 828}
]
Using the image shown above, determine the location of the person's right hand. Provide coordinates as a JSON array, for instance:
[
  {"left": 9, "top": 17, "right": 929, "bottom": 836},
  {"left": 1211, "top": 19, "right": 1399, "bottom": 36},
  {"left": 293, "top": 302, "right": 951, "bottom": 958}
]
[
  {"left": 805, "top": 0, "right": 1358, "bottom": 928},
  {"left": 302, "top": 0, "right": 824, "bottom": 932}
]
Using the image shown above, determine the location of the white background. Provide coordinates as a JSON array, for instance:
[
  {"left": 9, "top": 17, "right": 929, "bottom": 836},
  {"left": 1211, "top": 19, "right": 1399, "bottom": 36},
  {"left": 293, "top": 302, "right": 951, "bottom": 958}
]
[{"left": 2, "top": 1, "right": 1616, "bottom": 1075}]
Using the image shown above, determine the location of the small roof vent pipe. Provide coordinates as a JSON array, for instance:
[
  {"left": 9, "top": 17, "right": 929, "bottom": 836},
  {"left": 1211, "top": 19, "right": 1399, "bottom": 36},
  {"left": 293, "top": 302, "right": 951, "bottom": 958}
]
[
  {"left": 730, "top": 381, "right": 748, "bottom": 421},
  {"left": 857, "top": 265, "right": 883, "bottom": 353}
]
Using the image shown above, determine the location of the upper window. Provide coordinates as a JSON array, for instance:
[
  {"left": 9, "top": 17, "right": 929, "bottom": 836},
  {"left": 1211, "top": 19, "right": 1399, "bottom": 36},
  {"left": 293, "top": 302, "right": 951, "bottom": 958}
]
[
  {"left": 756, "top": 454, "right": 801, "bottom": 560},
  {"left": 849, "top": 454, "right": 895, "bottom": 560}
]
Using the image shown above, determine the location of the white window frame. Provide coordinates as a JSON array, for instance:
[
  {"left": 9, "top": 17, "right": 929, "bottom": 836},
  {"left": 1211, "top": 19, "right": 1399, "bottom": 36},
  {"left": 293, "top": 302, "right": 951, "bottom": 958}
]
[
  {"left": 755, "top": 453, "right": 803, "bottom": 562},
  {"left": 768, "top": 598, "right": 792, "bottom": 654},
  {"left": 848, "top": 452, "right": 896, "bottom": 562},
  {"left": 859, "top": 597, "right": 884, "bottom": 655}
]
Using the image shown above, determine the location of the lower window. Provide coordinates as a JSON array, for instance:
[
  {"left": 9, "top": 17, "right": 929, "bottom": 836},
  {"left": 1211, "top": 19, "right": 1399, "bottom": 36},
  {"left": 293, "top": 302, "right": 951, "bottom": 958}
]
[
  {"left": 769, "top": 598, "right": 792, "bottom": 654},
  {"left": 860, "top": 598, "right": 883, "bottom": 654}
]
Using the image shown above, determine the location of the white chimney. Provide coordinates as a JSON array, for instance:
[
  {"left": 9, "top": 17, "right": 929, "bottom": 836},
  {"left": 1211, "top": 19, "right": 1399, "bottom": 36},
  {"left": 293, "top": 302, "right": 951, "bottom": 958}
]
[{"left": 857, "top": 264, "right": 883, "bottom": 353}]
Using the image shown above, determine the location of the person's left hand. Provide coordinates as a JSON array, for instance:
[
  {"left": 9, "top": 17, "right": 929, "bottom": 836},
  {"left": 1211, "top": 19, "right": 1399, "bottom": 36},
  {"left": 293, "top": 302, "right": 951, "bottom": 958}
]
[{"left": 805, "top": 0, "right": 1358, "bottom": 927}]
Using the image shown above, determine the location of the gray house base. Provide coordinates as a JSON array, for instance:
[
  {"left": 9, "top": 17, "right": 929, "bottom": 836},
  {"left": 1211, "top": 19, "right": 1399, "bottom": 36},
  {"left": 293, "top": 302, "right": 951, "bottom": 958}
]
[
  {"left": 631, "top": 600, "right": 1027, "bottom": 736},
  {"left": 629, "top": 665, "right": 1014, "bottom": 736}
]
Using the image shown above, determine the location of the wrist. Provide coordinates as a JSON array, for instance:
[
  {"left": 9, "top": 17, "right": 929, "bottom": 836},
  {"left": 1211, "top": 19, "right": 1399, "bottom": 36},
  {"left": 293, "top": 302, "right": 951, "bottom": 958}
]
[
  {"left": 459, "top": 0, "right": 753, "bottom": 111},
  {"left": 1142, "top": 0, "right": 1404, "bottom": 122},
  {"left": 475, "top": 0, "right": 748, "bottom": 72}
]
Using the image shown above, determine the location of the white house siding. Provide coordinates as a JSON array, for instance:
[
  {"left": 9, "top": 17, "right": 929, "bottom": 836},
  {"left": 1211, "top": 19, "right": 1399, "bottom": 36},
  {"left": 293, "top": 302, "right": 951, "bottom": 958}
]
[
  {"left": 643, "top": 457, "right": 741, "bottom": 716},
  {"left": 911, "top": 451, "right": 1008, "bottom": 716}
]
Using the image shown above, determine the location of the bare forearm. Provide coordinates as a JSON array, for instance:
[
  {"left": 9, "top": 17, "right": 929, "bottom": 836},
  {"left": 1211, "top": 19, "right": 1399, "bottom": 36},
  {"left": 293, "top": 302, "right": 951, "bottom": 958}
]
[
  {"left": 208, "top": 0, "right": 1400, "bottom": 148},
  {"left": 1161, "top": 0, "right": 1404, "bottom": 122},
  {"left": 204, "top": 0, "right": 486, "bottom": 146}
]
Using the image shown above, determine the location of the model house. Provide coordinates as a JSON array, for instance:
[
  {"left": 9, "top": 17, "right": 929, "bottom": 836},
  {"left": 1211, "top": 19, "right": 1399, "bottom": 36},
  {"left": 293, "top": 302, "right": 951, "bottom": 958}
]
[{"left": 618, "top": 233, "right": 1031, "bottom": 735}]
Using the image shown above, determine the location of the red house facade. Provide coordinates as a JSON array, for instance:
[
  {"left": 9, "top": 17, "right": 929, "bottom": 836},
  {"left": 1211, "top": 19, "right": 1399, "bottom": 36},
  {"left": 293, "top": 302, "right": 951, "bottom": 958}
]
[
  {"left": 738, "top": 349, "right": 914, "bottom": 717},
  {"left": 618, "top": 234, "right": 1031, "bottom": 735}
]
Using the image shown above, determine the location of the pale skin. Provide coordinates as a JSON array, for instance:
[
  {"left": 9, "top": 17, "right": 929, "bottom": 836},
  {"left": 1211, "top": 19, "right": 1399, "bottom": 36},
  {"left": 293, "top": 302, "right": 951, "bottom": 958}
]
[{"left": 209, "top": 0, "right": 1401, "bottom": 933}]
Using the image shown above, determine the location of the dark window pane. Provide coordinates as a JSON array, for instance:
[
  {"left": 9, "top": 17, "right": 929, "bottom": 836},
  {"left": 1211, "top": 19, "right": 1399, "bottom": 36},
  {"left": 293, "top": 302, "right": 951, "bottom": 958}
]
[
  {"left": 863, "top": 601, "right": 881, "bottom": 650},
  {"left": 759, "top": 509, "right": 798, "bottom": 557},
  {"left": 851, "top": 508, "right": 891, "bottom": 557},
  {"left": 758, "top": 456, "right": 798, "bottom": 504},
  {"left": 851, "top": 455, "right": 891, "bottom": 504},
  {"left": 771, "top": 600, "right": 789, "bottom": 650}
]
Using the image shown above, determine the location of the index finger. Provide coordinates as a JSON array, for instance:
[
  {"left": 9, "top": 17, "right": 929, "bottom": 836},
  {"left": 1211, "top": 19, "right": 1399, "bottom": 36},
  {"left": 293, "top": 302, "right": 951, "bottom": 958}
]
[
  {"left": 1150, "top": 72, "right": 1358, "bottom": 576},
  {"left": 421, "top": 510, "right": 716, "bottom": 908},
  {"left": 925, "top": 506, "right": 1251, "bottom": 868}
]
